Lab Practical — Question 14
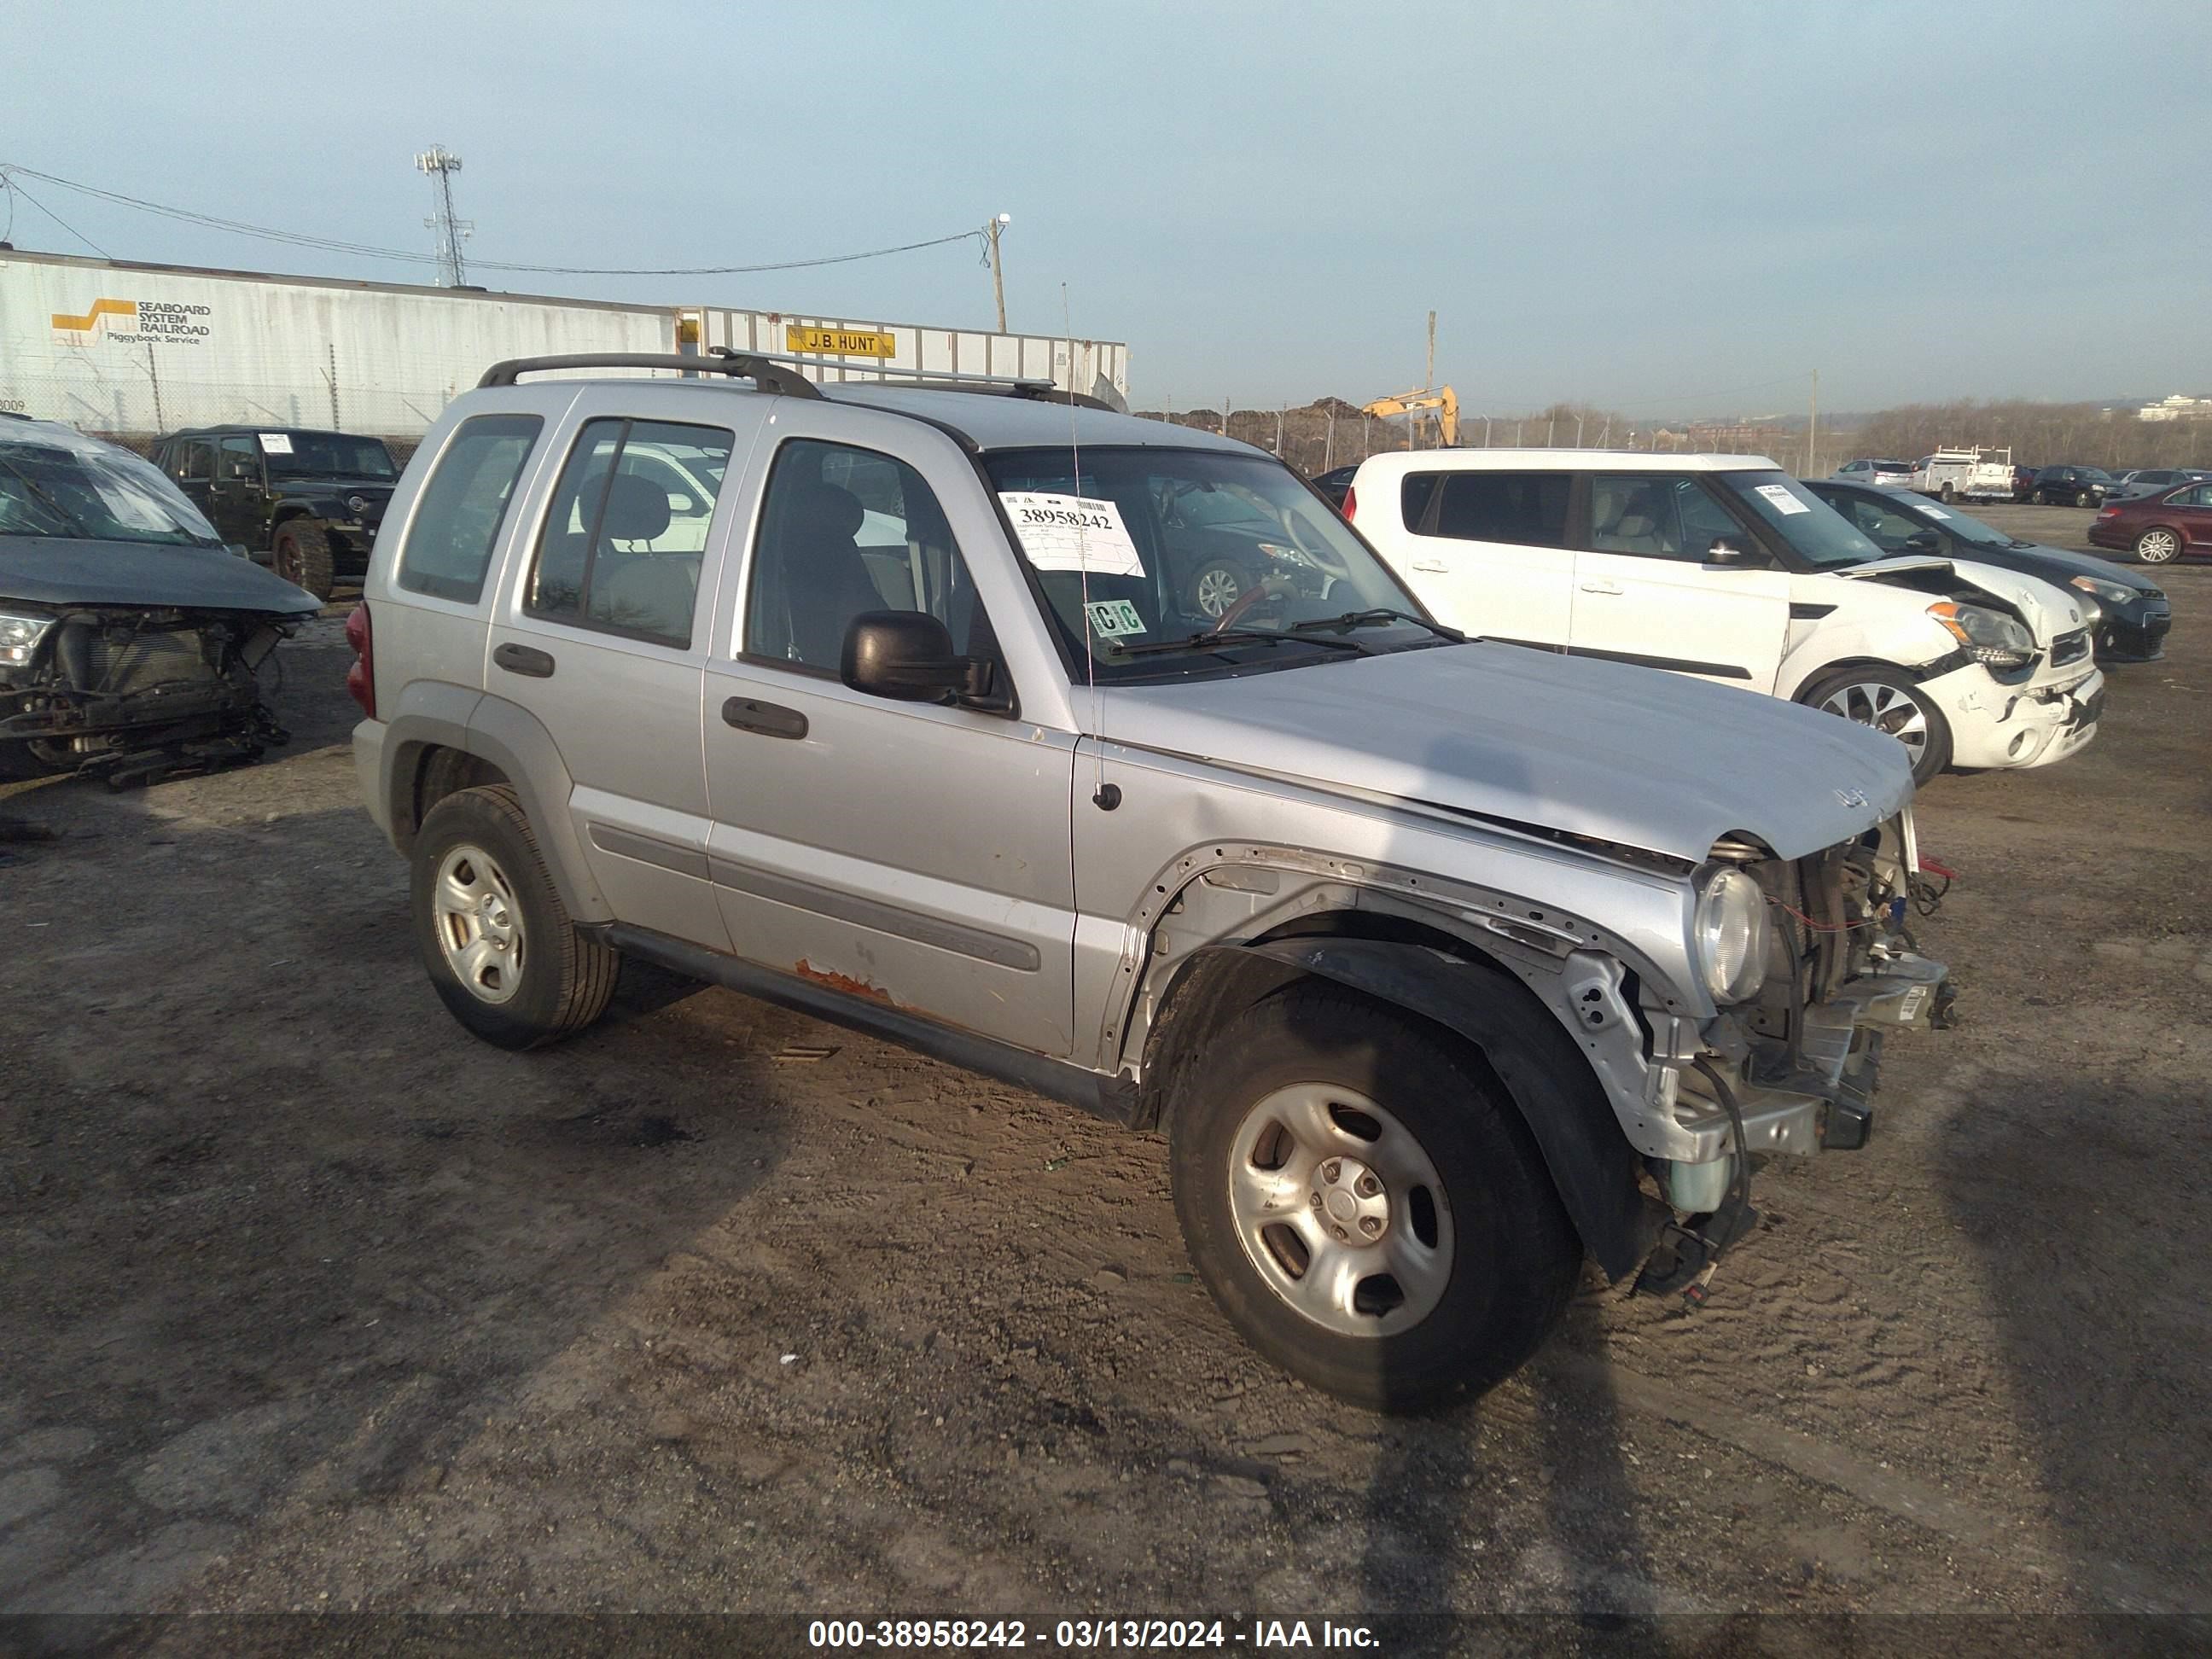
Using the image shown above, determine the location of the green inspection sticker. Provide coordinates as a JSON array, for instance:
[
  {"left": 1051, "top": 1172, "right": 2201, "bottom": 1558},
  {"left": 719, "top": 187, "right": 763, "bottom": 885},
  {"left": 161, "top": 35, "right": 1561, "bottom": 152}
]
[{"left": 1085, "top": 597, "right": 1146, "bottom": 637}]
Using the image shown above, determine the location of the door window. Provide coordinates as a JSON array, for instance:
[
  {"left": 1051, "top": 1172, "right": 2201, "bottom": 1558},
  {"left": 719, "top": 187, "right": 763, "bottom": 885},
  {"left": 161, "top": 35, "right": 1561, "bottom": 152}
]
[
  {"left": 2175, "top": 485, "right": 2212, "bottom": 508},
  {"left": 526, "top": 417, "right": 734, "bottom": 648},
  {"left": 217, "top": 436, "right": 260, "bottom": 482},
  {"left": 1833, "top": 491, "right": 1925, "bottom": 550},
  {"left": 395, "top": 413, "right": 544, "bottom": 605},
  {"left": 1586, "top": 474, "right": 1739, "bottom": 559},
  {"left": 744, "top": 438, "right": 988, "bottom": 675},
  {"left": 1415, "top": 470, "right": 1571, "bottom": 545}
]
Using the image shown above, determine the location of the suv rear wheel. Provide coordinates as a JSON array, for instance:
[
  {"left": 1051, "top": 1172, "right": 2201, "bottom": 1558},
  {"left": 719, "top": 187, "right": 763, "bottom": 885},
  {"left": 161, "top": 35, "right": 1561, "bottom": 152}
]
[
  {"left": 1168, "top": 982, "right": 1580, "bottom": 1411},
  {"left": 411, "top": 785, "right": 618, "bottom": 1049}
]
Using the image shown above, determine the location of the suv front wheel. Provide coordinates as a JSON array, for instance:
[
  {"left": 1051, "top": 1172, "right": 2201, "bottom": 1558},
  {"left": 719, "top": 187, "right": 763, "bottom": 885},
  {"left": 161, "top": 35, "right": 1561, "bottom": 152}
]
[
  {"left": 411, "top": 784, "right": 619, "bottom": 1049},
  {"left": 1168, "top": 981, "right": 1580, "bottom": 1411}
]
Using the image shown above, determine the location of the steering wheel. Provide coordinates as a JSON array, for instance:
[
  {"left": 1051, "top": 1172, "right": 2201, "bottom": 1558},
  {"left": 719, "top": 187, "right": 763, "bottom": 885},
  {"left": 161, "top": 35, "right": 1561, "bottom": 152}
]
[{"left": 1213, "top": 576, "right": 1289, "bottom": 632}]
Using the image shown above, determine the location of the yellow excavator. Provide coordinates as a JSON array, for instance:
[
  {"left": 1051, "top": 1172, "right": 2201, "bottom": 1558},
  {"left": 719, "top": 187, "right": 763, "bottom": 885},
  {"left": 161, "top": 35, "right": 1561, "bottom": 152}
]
[{"left": 1361, "top": 385, "right": 1458, "bottom": 447}]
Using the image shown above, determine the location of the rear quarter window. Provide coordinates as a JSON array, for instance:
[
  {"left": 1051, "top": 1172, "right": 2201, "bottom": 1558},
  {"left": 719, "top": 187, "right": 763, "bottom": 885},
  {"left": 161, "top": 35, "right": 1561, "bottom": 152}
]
[
  {"left": 1414, "top": 470, "right": 1571, "bottom": 546},
  {"left": 395, "top": 413, "right": 544, "bottom": 605}
]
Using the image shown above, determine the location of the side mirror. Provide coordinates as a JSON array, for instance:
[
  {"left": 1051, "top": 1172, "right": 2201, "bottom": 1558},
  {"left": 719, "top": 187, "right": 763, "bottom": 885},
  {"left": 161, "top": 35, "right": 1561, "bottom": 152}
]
[
  {"left": 1703, "top": 538, "right": 1766, "bottom": 568},
  {"left": 225, "top": 543, "right": 250, "bottom": 559},
  {"left": 1902, "top": 528, "right": 1944, "bottom": 556},
  {"left": 840, "top": 610, "right": 999, "bottom": 707}
]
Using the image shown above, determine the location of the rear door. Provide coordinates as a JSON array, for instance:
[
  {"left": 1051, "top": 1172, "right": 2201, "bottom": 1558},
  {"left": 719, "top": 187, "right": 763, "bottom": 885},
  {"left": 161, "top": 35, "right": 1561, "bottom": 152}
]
[
  {"left": 486, "top": 404, "right": 766, "bottom": 952},
  {"left": 2170, "top": 483, "right": 2212, "bottom": 552},
  {"left": 701, "top": 417, "right": 1078, "bottom": 1053},
  {"left": 1568, "top": 472, "right": 1791, "bottom": 690},
  {"left": 163, "top": 439, "right": 218, "bottom": 527},
  {"left": 1392, "top": 468, "right": 1575, "bottom": 643},
  {"left": 207, "top": 435, "right": 265, "bottom": 546}
]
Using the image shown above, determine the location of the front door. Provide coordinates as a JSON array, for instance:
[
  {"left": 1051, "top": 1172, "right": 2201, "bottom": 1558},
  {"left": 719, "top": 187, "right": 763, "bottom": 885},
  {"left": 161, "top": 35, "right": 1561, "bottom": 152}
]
[
  {"left": 1395, "top": 467, "right": 1575, "bottom": 644},
  {"left": 488, "top": 410, "right": 757, "bottom": 953},
  {"left": 702, "top": 428, "right": 1078, "bottom": 1053},
  {"left": 207, "top": 435, "right": 265, "bottom": 547},
  {"left": 1569, "top": 472, "right": 1791, "bottom": 690}
]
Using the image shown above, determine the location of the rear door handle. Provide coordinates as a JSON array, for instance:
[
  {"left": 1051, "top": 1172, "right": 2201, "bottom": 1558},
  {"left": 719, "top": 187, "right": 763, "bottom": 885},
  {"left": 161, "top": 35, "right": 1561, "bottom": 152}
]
[
  {"left": 493, "top": 643, "right": 556, "bottom": 678},
  {"left": 1410, "top": 559, "right": 1449, "bottom": 573},
  {"left": 722, "top": 696, "right": 808, "bottom": 740},
  {"left": 1579, "top": 579, "right": 1624, "bottom": 595}
]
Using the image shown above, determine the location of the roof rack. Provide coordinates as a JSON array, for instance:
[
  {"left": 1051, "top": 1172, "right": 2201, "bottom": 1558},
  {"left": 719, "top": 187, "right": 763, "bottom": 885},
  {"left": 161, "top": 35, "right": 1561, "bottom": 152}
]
[
  {"left": 476, "top": 349, "right": 1117, "bottom": 413},
  {"left": 711, "top": 348, "right": 1117, "bottom": 410},
  {"left": 475, "top": 352, "right": 823, "bottom": 397}
]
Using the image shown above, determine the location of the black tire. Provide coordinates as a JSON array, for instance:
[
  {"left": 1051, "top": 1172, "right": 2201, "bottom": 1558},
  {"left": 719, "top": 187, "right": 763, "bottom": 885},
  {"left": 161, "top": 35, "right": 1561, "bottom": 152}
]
[
  {"left": 411, "top": 784, "right": 618, "bottom": 1050},
  {"left": 1939, "top": 483, "right": 1956, "bottom": 504},
  {"left": 0, "top": 741, "right": 60, "bottom": 781},
  {"left": 1185, "top": 557, "right": 1249, "bottom": 621},
  {"left": 2075, "top": 488, "right": 2093, "bottom": 509},
  {"left": 1799, "top": 663, "right": 1953, "bottom": 785},
  {"left": 272, "top": 521, "right": 336, "bottom": 601},
  {"left": 1168, "top": 981, "right": 1580, "bottom": 1412}
]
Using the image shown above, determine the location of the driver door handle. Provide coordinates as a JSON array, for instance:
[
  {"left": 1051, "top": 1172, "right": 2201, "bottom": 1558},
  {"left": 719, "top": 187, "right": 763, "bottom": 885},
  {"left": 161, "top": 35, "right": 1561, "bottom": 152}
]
[{"left": 1579, "top": 579, "right": 1624, "bottom": 595}]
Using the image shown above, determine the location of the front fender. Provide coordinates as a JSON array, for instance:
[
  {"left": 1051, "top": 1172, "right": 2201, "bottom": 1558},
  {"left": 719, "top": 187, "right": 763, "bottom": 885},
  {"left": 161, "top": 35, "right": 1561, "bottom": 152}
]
[{"left": 1158, "top": 936, "right": 1665, "bottom": 1280}]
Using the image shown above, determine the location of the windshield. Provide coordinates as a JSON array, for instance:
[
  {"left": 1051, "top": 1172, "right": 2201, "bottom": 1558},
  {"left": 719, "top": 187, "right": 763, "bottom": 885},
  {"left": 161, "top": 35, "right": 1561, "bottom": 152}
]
[
  {"left": 983, "top": 446, "right": 1431, "bottom": 680},
  {"left": 0, "top": 436, "right": 223, "bottom": 546},
  {"left": 1908, "top": 496, "right": 2012, "bottom": 547},
  {"left": 1870, "top": 461, "right": 1911, "bottom": 474},
  {"left": 1716, "top": 470, "right": 1886, "bottom": 568},
  {"left": 265, "top": 434, "right": 399, "bottom": 480}
]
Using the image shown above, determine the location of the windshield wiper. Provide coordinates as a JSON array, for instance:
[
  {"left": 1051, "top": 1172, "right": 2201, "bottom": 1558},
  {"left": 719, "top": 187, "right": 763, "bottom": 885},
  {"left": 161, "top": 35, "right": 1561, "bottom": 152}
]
[
  {"left": 1285, "top": 608, "right": 1466, "bottom": 643},
  {"left": 1112, "top": 626, "right": 1371, "bottom": 659}
]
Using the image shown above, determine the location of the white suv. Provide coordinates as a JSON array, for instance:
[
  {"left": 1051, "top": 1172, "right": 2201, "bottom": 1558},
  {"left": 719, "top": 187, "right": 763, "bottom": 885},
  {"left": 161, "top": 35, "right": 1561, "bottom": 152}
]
[{"left": 1345, "top": 451, "right": 2103, "bottom": 784}]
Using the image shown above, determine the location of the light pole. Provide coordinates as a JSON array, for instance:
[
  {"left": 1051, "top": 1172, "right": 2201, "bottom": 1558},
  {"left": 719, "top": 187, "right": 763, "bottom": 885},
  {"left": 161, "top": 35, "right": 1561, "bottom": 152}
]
[{"left": 986, "top": 212, "right": 1010, "bottom": 333}]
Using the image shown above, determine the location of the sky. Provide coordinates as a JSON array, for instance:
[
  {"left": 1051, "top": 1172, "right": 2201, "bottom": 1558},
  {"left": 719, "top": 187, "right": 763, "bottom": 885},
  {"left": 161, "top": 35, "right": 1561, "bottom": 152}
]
[{"left": 5, "top": 0, "right": 2207, "bottom": 416}]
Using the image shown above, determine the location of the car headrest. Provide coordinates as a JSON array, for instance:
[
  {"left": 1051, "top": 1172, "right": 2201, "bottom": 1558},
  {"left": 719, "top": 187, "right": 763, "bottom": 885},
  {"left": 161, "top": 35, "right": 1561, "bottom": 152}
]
[
  {"left": 600, "top": 472, "right": 672, "bottom": 544},
  {"left": 788, "top": 482, "right": 866, "bottom": 543}
]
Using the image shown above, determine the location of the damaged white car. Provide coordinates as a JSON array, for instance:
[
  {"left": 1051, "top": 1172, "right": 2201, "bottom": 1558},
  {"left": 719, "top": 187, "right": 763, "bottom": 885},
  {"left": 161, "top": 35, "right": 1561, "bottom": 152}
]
[{"left": 0, "top": 416, "right": 319, "bottom": 784}]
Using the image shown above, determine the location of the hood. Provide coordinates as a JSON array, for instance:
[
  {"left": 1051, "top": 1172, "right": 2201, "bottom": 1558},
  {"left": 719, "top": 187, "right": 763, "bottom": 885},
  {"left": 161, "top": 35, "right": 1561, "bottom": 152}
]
[
  {"left": 1943, "top": 557, "right": 2086, "bottom": 642},
  {"left": 1842, "top": 555, "right": 2085, "bottom": 643},
  {"left": 274, "top": 477, "right": 393, "bottom": 511},
  {"left": 1977, "top": 540, "right": 2158, "bottom": 592},
  {"left": 0, "top": 536, "right": 323, "bottom": 614},
  {"left": 1101, "top": 643, "right": 1915, "bottom": 864}
]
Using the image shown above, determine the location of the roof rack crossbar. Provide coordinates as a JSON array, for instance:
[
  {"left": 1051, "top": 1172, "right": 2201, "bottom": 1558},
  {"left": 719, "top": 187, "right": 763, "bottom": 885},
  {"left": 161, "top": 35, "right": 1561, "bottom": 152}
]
[
  {"left": 707, "top": 348, "right": 1112, "bottom": 405},
  {"left": 476, "top": 352, "right": 823, "bottom": 397}
]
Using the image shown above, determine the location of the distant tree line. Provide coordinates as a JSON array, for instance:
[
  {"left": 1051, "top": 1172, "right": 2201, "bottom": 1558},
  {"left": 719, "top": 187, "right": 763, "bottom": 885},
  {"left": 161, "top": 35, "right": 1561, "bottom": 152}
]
[{"left": 1848, "top": 399, "right": 2212, "bottom": 471}]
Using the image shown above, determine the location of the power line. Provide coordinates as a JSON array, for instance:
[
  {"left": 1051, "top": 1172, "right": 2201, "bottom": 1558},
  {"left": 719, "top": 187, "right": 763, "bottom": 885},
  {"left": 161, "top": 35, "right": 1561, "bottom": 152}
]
[
  {"left": 0, "top": 161, "right": 987, "bottom": 278},
  {"left": 0, "top": 171, "right": 113, "bottom": 259}
]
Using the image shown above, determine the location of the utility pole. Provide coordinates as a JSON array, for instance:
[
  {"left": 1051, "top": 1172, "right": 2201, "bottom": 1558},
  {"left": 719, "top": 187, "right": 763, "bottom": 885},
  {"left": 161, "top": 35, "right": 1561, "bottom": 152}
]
[
  {"left": 1424, "top": 310, "right": 1437, "bottom": 449},
  {"left": 1808, "top": 368, "right": 1819, "bottom": 477},
  {"left": 416, "top": 148, "right": 472, "bottom": 288},
  {"left": 987, "top": 213, "right": 1010, "bottom": 332}
]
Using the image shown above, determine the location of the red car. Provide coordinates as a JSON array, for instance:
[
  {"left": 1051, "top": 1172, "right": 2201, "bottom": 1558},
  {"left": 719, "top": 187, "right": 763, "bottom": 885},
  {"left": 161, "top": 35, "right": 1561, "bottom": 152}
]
[{"left": 2089, "top": 479, "right": 2212, "bottom": 566}]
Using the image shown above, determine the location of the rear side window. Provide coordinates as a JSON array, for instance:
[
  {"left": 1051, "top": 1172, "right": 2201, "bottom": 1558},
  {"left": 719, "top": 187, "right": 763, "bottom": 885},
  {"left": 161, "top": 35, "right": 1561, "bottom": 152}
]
[
  {"left": 397, "top": 414, "right": 544, "bottom": 604},
  {"left": 526, "top": 416, "right": 734, "bottom": 649},
  {"left": 1411, "top": 471, "right": 1571, "bottom": 547}
]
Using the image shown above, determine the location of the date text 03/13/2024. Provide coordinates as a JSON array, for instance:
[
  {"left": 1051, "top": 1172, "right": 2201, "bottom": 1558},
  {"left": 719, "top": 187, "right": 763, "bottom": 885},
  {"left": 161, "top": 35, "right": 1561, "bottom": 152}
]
[{"left": 806, "top": 1619, "right": 1381, "bottom": 1650}]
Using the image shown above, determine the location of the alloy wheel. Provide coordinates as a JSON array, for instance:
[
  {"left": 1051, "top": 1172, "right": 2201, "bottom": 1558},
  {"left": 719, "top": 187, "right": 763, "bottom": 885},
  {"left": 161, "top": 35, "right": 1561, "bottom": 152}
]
[
  {"left": 2136, "top": 528, "right": 2180, "bottom": 564},
  {"left": 1195, "top": 566, "right": 1243, "bottom": 620},
  {"left": 1817, "top": 680, "right": 1930, "bottom": 760}
]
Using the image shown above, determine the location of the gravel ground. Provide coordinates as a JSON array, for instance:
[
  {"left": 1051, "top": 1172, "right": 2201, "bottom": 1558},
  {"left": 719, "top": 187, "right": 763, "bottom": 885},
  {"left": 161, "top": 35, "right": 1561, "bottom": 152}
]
[{"left": 1, "top": 505, "right": 2206, "bottom": 1627}]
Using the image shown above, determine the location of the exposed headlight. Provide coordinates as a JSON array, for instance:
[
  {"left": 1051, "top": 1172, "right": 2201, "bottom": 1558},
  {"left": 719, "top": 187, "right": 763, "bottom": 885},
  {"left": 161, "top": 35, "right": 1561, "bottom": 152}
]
[
  {"left": 1693, "top": 865, "right": 1769, "bottom": 1004},
  {"left": 1927, "top": 601, "right": 2034, "bottom": 671},
  {"left": 346, "top": 495, "right": 370, "bottom": 515},
  {"left": 0, "top": 610, "right": 56, "bottom": 670},
  {"left": 2069, "top": 575, "right": 2134, "bottom": 608}
]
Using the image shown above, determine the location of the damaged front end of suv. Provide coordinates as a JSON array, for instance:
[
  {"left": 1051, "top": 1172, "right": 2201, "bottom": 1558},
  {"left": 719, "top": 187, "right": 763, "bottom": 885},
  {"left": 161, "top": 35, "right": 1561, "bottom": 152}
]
[{"left": 0, "top": 419, "right": 319, "bottom": 784}]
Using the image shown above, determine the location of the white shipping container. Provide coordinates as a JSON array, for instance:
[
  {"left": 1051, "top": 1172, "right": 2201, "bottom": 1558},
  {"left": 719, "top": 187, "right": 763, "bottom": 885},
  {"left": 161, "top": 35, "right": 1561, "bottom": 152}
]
[{"left": 0, "top": 250, "right": 1129, "bottom": 440}]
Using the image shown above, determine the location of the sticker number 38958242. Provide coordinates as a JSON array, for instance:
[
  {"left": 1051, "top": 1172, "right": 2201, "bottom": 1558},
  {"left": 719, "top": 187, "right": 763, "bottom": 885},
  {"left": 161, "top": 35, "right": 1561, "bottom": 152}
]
[{"left": 997, "top": 492, "right": 1147, "bottom": 577}]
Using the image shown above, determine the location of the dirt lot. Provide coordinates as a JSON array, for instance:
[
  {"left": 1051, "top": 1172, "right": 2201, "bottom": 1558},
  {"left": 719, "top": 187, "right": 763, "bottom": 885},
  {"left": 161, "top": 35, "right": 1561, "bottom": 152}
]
[{"left": 2, "top": 505, "right": 2207, "bottom": 1627}]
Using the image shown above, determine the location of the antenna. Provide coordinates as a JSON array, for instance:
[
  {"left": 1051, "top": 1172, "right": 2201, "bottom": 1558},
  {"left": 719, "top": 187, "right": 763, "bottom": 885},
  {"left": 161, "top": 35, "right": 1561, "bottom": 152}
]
[{"left": 415, "top": 147, "right": 473, "bottom": 288}]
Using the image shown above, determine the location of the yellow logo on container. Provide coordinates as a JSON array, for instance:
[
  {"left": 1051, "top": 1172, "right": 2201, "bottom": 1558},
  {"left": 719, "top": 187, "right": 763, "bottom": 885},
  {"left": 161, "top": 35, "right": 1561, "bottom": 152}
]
[
  {"left": 785, "top": 324, "right": 895, "bottom": 358},
  {"left": 52, "top": 298, "right": 137, "bottom": 335}
]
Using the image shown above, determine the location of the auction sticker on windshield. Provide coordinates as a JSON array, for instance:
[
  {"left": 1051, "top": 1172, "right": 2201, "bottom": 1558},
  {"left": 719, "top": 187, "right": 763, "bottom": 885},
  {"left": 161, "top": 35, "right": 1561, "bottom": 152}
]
[
  {"left": 258, "top": 434, "right": 294, "bottom": 454},
  {"left": 1085, "top": 597, "right": 1146, "bottom": 637},
  {"left": 998, "top": 492, "right": 1146, "bottom": 577},
  {"left": 1755, "top": 483, "right": 1810, "bottom": 515}
]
